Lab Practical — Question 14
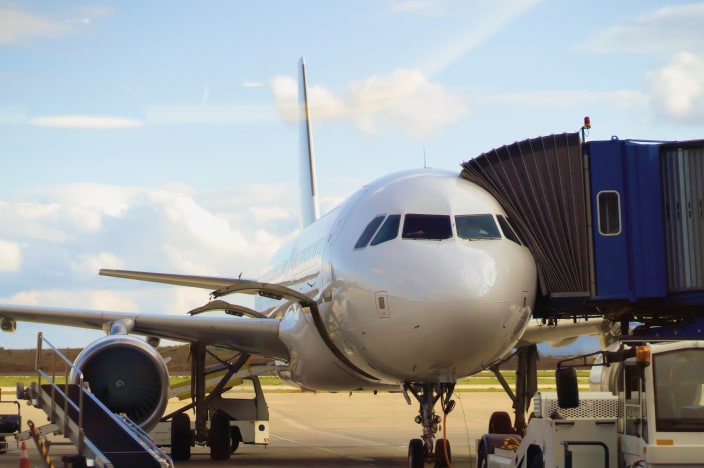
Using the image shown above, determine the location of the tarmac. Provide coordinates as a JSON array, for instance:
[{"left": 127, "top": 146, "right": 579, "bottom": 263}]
[{"left": 0, "top": 389, "right": 515, "bottom": 467}]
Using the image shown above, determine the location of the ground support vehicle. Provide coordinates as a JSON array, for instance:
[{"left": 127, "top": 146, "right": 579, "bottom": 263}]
[
  {"left": 478, "top": 340, "right": 704, "bottom": 468},
  {"left": 0, "top": 400, "right": 21, "bottom": 455}
]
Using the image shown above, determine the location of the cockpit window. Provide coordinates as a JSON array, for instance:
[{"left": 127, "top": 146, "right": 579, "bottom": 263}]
[
  {"left": 456, "top": 214, "right": 501, "bottom": 240},
  {"left": 402, "top": 214, "right": 452, "bottom": 240},
  {"left": 355, "top": 215, "right": 385, "bottom": 249},
  {"left": 371, "top": 214, "right": 401, "bottom": 246},
  {"left": 497, "top": 215, "right": 523, "bottom": 245}
]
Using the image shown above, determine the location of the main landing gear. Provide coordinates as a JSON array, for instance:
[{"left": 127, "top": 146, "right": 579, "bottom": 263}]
[{"left": 404, "top": 382, "right": 456, "bottom": 468}]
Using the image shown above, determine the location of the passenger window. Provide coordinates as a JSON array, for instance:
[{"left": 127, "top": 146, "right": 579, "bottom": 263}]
[
  {"left": 355, "top": 215, "right": 385, "bottom": 249},
  {"left": 598, "top": 191, "right": 621, "bottom": 236},
  {"left": 371, "top": 215, "right": 401, "bottom": 246},
  {"left": 402, "top": 214, "right": 452, "bottom": 240},
  {"left": 496, "top": 215, "right": 523, "bottom": 245},
  {"left": 456, "top": 214, "right": 501, "bottom": 240}
]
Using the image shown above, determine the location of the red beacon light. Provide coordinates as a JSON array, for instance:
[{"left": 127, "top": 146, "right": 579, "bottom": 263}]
[{"left": 581, "top": 116, "right": 591, "bottom": 141}]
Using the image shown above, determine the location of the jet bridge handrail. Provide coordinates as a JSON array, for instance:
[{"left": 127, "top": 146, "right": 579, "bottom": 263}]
[{"left": 35, "top": 332, "right": 88, "bottom": 457}]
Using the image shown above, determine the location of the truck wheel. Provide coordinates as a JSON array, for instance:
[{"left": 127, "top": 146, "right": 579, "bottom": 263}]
[
  {"left": 488, "top": 411, "right": 512, "bottom": 433},
  {"left": 477, "top": 441, "right": 488, "bottom": 468},
  {"left": 170, "top": 413, "right": 191, "bottom": 461},
  {"left": 529, "top": 449, "right": 543, "bottom": 468},
  {"left": 209, "top": 410, "right": 231, "bottom": 461},
  {"left": 230, "top": 426, "right": 242, "bottom": 453}
]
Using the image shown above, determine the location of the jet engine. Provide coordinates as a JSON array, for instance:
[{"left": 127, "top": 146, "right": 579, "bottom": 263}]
[{"left": 70, "top": 334, "right": 170, "bottom": 431}]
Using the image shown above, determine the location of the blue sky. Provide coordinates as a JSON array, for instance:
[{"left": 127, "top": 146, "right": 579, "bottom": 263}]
[{"left": 1, "top": 1, "right": 704, "bottom": 349}]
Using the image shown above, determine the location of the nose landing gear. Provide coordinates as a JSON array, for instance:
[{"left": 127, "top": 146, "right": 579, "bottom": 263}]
[{"left": 404, "top": 382, "right": 455, "bottom": 468}]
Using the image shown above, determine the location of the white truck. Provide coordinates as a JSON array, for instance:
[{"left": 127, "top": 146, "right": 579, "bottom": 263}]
[{"left": 478, "top": 340, "right": 704, "bottom": 468}]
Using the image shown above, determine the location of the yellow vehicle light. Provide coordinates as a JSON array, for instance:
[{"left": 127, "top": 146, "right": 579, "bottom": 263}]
[{"left": 636, "top": 345, "right": 651, "bottom": 366}]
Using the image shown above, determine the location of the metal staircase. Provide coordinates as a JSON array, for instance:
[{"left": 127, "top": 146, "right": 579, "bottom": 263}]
[{"left": 18, "top": 333, "right": 173, "bottom": 468}]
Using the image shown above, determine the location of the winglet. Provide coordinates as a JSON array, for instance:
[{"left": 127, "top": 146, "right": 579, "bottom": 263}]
[{"left": 298, "top": 57, "right": 320, "bottom": 229}]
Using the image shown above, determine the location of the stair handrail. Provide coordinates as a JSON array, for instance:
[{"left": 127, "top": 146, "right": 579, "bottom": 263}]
[{"left": 35, "top": 331, "right": 87, "bottom": 455}]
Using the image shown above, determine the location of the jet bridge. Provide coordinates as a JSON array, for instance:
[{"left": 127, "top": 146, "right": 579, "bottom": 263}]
[{"left": 461, "top": 132, "right": 704, "bottom": 323}]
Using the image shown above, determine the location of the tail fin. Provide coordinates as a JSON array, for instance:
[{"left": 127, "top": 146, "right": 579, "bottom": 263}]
[{"left": 298, "top": 57, "right": 320, "bottom": 229}]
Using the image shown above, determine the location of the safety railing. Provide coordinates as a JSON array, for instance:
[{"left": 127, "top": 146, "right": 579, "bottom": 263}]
[{"left": 35, "top": 331, "right": 87, "bottom": 455}]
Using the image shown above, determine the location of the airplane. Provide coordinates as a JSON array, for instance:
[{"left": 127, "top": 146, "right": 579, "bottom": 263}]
[{"left": 0, "top": 58, "right": 596, "bottom": 467}]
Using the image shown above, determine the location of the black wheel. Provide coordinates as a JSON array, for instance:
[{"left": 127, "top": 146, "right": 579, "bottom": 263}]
[
  {"left": 488, "top": 411, "right": 512, "bottom": 434},
  {"left": 477, "top": 441, "right": 488, "bottom": 468},
  {"left": 529, "top": 449, "right": 544, "bottom": 468},
  {"left": 209, "top": 410, "right": 231, "bottom": 461},
  {"left": 408, "top": 438, "right": 424, "bottom": 468},
  {"left": 170, "top": 413, "right": 191, "bottom": 461},
  {"left": 0, "top": 436, "right": 7, "bottom": 455},
  {"left": 435, "top": 438, "right": 451, "bottom": 467},
  {"left": 230, "top": 426, "right": 242, "bottom": 453}
]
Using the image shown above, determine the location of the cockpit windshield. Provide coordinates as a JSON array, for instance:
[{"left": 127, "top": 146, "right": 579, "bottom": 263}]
[
  {"left": 654, "top": 348, "right": 704, "bottom": 432},
  {"left": 402, "top": 214, "right": 452, "bottom": 240},
  {"left": 356, "top": 212, "right": 514, "bottom": 248},
  {"left": 456, "top": 214, "right": 501, "bottom": 240}
]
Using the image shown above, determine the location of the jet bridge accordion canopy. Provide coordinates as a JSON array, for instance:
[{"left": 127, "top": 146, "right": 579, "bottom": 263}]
[{"left": 460, "top": 132, "right": 590, "bottom": 298}]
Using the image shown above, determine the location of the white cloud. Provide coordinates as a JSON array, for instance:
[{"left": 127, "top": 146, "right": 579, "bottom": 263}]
[
  {"left": 579, "top": 4, "right": 704, "bottom": 55},
  {"left": 0, "top": 6, "right": 114, "bottom": 46},
  {"left": 271, "top": 69, "right": 467, "bottom": 138},
  {"left": 71, "top": 252, "right": 124, "bottom": 279},
  {"left": 0, "top": 8, "right": 71, "bottom": 45},
  {"left": 3, "top": 289, "right": 139, "bottom": 312},
  {"left": 0, "top": 239, "right": 21, "bottom": 271},
  {"left": 29, "top": 116, "right": 143, "bottom": 129},
  {"left": 646, "top": 52, "right": 704, "bottom": 123}
]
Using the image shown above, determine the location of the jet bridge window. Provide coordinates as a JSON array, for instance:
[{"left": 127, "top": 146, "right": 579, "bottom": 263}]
[
  {"left": 597, "top": 190, "right": 622, "bottom": 236},
  {"left": 371, "top": 214, "right": 401, "bottom": 246},
  {"left": 402, "top": 214, "right": 452, "bottom": 240},
  {"left": 355, "top": 215, "right": 385, "bottom": 249},
  {"left": 456, "top": 214, "right": 501, "bottom": 240}
]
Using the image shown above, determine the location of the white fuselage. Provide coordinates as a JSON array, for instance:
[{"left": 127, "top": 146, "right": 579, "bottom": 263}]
[{"left": 258, "top": 168, "right": 537, "bottom": 391}]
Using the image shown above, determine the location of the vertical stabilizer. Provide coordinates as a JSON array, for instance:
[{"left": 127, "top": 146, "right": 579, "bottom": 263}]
[{"left": 298, "top": 57, "right": 320, "bottom": 228}]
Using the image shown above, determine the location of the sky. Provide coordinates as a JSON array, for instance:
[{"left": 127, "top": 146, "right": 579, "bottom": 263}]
[{"left": 1, "top": 1, "right": 704, "bottom": 350}]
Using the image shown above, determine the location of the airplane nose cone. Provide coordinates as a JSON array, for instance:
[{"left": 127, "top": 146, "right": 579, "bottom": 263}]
[{"left": 334, "top": 239, "right": 536, "bottom": 382}]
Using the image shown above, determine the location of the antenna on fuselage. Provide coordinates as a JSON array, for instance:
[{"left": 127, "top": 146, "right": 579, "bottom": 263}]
[{"left": 298, "top": 57, "right": 320, "bottom": 229}]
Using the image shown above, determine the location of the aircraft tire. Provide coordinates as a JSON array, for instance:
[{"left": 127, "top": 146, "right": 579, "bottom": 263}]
[
  {"left": 170, "top": 413, "right": 191, "bottom": 461},
  {"left": 408, "top": 438, "right": 424, "bottom": 468},
  {"left": 435, "top": 438, "right": 451, "bottom": 467}
]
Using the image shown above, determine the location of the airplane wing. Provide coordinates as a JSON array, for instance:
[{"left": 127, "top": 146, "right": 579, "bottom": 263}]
[
  {"left": 516, "top": 318, "right": 605, "bottom": 348},
  {"left": 0, "top": 304, "right": 288, "bottom": 359},
  {"left": 99, "top": 269, "right": 250, "bottom": 290}
]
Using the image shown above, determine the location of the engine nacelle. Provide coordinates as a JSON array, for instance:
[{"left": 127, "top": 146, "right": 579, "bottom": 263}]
[{"left": 70, "top": 334, "right": 170, "bottom": 431}]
